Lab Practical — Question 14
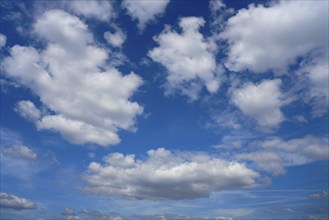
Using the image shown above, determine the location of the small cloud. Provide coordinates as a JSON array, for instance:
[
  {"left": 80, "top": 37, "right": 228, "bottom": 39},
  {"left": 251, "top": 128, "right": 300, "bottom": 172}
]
[
  {"left": 104, "top": 26, "right": 126, "bottom": 48},
  {"left": 215, "top": 208, "right": 254, "bottom": 217},
  {"left": 0, "top": 33, "right": 7, "bottom": 48},
  {"left": 0, "top": 192, "right": 37, "bottom": 210},
  {"left": 122, "top": 0, "right": 170, "bottom": 30},
  {"left": 3, "top": 144, "right": 37, "bottom": 160},
  {"left": 310, "top": 193, "right": 322, "bottom": 199},
  {"left": 88, "top": 152, "right": 95, "bottom": 159}
]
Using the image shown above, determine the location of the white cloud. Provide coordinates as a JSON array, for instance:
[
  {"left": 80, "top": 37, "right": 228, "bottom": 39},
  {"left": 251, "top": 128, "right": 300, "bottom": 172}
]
[
  {"left": 230, "top": 79, "right": 284, "bottom": 130},
  {"left": 67, "top": 0, "right": 114, "bottom": 21},
  {"left": 0, "top": 33, "right": 6, "bottom": 48},
  {"left": 149, "top": 17, "right": 220, "bottom": 100},
  {"left": 15, "top": 100, "right": 41, "bottom": 121},
  {"left": 209, "top": 0, "right": 234, "bottom": 35},
  {"left": 261, "top": 135, "right": 329, "bottom": 162},
  {"left": 3, "top": 9, "right": 143, "bottom": 146},
  {"left": 83, "top": 148, "right": 259, "bottom": 200},
  {"left": 3, "top": 144, "right": 37, "bottom": 160},
  {"left": 122, "top": 0, "right": 170, "bottom": 30},
  {"left": 236, "top": 151, "right": 286, "bottom": 176},
  {"left": 236, "top": 135, "right": 329, "bottom": 176},
  {"left": 104, "top": 27, "right": 127, "bottom": 48},
  {"left": 0, "top": 192, "right": 37, "bottom": 210},
  {"left": 298, "top": 54, "right": 329, "bottom": 117},
  {"left": 220, "top": 1, "right": 328, "bottom": 73}
]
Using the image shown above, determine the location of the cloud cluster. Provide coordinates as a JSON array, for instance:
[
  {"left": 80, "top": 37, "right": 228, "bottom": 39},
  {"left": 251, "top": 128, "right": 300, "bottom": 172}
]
[
  {"left": 149, "top": 17, "right": 220, "bottom": 100},
  {"left": 122, "top": 0, "right": 170, "bottom": 30},
  {"left": 3, "top": 9, "right": 143, "bottom": 146},
  {"left": 0, "top": 192, "right": 37, "bottom": 210},
  {"left": 83, "top": 148, "right": 259, "bottom": 200}
]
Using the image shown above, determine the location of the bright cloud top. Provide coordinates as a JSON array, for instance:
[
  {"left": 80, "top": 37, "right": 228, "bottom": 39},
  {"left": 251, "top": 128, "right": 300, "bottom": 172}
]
[
  {"left": 3, "top": 9, "right": 143, "bottom": 146},
  {"left": 231, "top": 79, "right": 285, "bottom": 130},
  {"left": 83, "top": 148, "right": 259, "bottom": 200},
  {"left": 149, "top": 17, "right": 219, "bottom": 100},
  {"left": 0, "top": 192, "right": 37, "bottom": 210},
  {"left": 122, "top": 0, "right": 170, "bottom": 30},
  {"left": 220, "top": 0, "right": 328, "bottom": 73}
]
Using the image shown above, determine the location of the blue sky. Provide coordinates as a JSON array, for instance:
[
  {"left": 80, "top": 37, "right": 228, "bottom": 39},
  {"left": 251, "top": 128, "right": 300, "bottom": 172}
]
[{"left": 0, "top": 0, "right": 328, "bottom": 219}]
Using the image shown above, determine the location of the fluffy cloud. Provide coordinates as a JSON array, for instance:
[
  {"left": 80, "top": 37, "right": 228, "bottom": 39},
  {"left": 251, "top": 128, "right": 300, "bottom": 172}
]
[
  {"left": 83, "top": 148, "right": 259, "bottom": 200},
  {"left": 149, "top": 17, "right": 220, "bottom": 100},
  {"left": 67, "top": 0, "right": 114, "bottom": 21},
  {"left": 3, "top": 9, "right": 143, "bottom": 146},
  {"left": 236, "top": 135, "right": 328, "bottom": 176},
  {"left": 104, "top": 27, "right": 127, "bottom": 48},
  {"left": 122, "top": 0, "right": 170, "bottom": 30},
  {"left": 3, "top": 144, "right": 37, "bottom": 160},
  {"left": 220, "top": 1, "right": 328, "bottom": 73},
  {"left": 230, "top": 79, "right": 284, "bottom": 130},
  {"left": 0, "top": 33, "right": 6, "bottom": 48},
  {"left": 0, "top": 192, "right": 37, "bottom": 210},
  {"left": 15, "top": 100, "right": 41, "bottom": 121}
]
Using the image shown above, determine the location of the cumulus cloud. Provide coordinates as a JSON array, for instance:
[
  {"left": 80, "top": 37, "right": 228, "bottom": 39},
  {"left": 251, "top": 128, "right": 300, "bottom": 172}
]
[
  {"left": 220, "top": 1, "right": 328, "bottom": 73},
  {"left": 236, "top": 135, "right": 328, "bottom": 176},
  {"left": 3, "top": 144, "right": 37, "bottom": 160},
  {"left": 104, "top": 27, "right": 127, "bottom": 48},
  {"left": 122, "top": 0, "right": 170, "bottom": 30},
  {"left": 149, "top": 17, "right": 220, "bottom": 100},
  {"left": 83, "top": 148, "right": 259, "bottom": 200},
  {"left": 0, "top": 192, "right": 37, "bottom": 210},
  {"left": 66, "top": 0, "right": 114, "bottom": 21},
  {"left": 230, "top": 79, "right": 285, "bottom": 130},
  {"left": 0, "top": 33, "right": 6, "bottom": 48},
  {"left": 3, "top": 9, "right": 143, "bottom": 146}
]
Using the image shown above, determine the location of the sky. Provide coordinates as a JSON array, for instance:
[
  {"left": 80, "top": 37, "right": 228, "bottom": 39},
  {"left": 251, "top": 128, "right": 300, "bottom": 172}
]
[{"left": 0, "top": 0, "right": 328, "bottom": 219}]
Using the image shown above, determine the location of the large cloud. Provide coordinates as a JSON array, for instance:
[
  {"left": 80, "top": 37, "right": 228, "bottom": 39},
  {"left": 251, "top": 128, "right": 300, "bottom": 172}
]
[
  {"left": 220, "top": 1, "right": 328, "bottom": 73},
  {"left": 230, "top": 79, "right": 285, "bottom": 130},
  {"left": 149, "top": 17, "right": 220, "bottom": 100},
  {"left": 0, "top": 192, "right": 37, "bottom": 210},
  {"left": 2, "top": 9, "right": 143, "bottom": 146},
  {"left": 83, "top": 148, "right": 259, "bottom": 200},
  {"left": 122, "top": 0, "right": 170, "bottom": 30}
]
